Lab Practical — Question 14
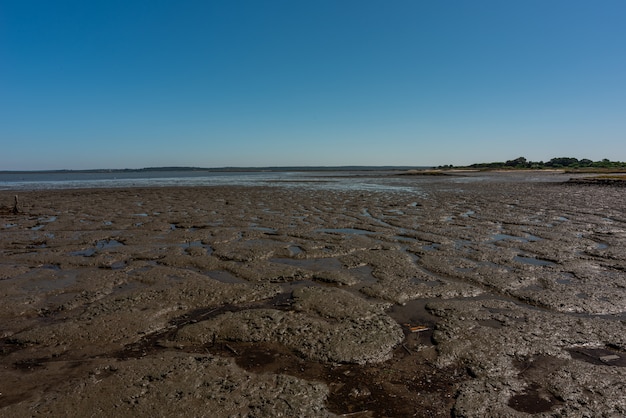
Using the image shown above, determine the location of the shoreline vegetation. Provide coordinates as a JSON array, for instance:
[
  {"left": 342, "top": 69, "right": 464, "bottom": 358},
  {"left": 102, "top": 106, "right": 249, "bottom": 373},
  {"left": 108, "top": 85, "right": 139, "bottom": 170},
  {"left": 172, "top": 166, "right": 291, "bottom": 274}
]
[
  {"left": 397, "top": 157, "right": 626, "bottom": 185},
  {"left": 436, "top": 156, "right": 626, "bottom": 185},
  {"left": 438, "top": 156, "right": 626, "bottom": 172}
]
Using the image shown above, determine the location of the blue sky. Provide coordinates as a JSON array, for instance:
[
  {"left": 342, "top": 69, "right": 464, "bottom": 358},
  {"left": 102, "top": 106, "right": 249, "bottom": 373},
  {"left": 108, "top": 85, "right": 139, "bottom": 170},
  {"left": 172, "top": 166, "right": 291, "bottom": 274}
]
[{"left": 1, "top": 0, "right": 625, "bottom": 170}]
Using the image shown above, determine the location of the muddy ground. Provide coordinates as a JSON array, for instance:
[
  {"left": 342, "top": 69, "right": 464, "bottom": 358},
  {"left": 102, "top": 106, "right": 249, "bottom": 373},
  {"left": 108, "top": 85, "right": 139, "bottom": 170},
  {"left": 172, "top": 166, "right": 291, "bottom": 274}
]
[{"left": 0, "top": 172, "right": 624, "bottom": 417}]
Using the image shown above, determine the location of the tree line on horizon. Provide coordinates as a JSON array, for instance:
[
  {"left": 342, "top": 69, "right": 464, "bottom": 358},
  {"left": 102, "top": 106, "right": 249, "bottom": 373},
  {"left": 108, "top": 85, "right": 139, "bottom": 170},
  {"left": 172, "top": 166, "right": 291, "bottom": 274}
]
[{"left": 439, "top": 157, "right": 626, "bottom": 170}]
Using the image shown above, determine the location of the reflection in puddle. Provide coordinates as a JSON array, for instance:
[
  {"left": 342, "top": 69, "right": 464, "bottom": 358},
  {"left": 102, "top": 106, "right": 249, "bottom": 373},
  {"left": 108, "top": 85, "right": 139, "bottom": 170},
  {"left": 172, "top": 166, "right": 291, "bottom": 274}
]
[
  {"left": 387, "top": 298, "right": 438, "bottom": 344},
  {"left": 567, "top": 346, "right": 626, "bottom": 367},
  {"left": 70, "top": 248, "right": 96, "bottom": 257},
  {"left": 96, "top": 239, "right": 124, "bottom": 250},
  {"left": 109, "top": 261, "right": 126, "bottom": 270},
  {"left": 508, "top": 382, "right": 563, "bottom": 414},
  {"left": 288, "top": 245, "right": 303, "bottom": 256}
]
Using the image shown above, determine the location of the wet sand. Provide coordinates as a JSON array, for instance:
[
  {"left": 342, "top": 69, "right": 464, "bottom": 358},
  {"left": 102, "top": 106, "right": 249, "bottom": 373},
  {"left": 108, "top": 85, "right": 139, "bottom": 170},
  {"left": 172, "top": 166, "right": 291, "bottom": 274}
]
[{"left": 1, "top": 173, "right": 625, "bottom": 417}]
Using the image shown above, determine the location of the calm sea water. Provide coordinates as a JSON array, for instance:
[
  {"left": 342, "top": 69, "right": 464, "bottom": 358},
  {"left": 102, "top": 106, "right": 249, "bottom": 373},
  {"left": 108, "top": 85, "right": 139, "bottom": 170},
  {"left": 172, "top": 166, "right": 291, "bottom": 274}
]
[
  {"left": 0, "top": 170, "right": 570, "bottom": 193},
  {"left": 0, "top": 170, "right": 423, "bottom": 193}
]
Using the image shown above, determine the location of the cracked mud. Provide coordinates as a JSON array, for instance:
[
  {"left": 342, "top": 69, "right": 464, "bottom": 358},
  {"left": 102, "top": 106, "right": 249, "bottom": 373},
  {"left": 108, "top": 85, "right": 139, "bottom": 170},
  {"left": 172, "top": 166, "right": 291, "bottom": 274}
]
[{"left": 1, "top": 172, "right": 625, "bottom": 417}]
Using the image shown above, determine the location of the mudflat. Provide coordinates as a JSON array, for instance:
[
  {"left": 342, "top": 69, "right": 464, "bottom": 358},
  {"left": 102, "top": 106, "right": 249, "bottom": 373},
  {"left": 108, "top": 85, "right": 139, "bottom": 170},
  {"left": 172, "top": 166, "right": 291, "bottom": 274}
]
[{"left": 1, "top": 173, "right": 625, "bottom": 417}]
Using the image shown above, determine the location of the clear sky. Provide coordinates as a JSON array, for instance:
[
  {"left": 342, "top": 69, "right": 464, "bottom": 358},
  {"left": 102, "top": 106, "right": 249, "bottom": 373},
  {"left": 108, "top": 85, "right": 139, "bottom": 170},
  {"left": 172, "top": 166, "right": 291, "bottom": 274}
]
[{"left": 1, "top": 0, "right": 625, "bottom": 170}]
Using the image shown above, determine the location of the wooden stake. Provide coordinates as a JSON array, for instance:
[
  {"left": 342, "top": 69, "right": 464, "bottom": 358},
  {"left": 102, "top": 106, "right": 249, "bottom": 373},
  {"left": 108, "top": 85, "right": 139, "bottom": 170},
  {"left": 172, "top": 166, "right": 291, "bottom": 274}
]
[{"left": 12, "top": 195, "right": 19, "bottom": 214}]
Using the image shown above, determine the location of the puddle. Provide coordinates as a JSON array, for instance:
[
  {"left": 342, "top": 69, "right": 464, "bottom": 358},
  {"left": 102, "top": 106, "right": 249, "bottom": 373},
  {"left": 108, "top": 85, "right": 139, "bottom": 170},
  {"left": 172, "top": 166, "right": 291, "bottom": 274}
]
[
  {"left": 508, "top": 382, "right": 563, "bottom": 414},
  {"left": 422, "top": 243, "right": 441, "bottom": 251},
  {"left": 250, "top": 225, "right": 278, "bottom": 234},
  {"left": 109, "top": 261, "right": 127, "bottom": 270},
  {"left": 112, "top": 292, "right": 465, "bottom": 416},
  {"left": 209, "top": 340, "right": 465, "bottom": 417},
  {"left": 393, "top": 235, "right": 419, "bottom": 243},
  {"left": 96, "top": 239, "right": 124, "bottom": 250},
  {"left": 42, "top": 264, "right": 61, "bottom": 271},
  {"left": 70, "top": 239, "right": 124, "bottom": 257},
  {"left": 31, "top": 224, "right": 45, "bottom": 231},
  {"left": 514, "top": 255, "right": 555, "bottom": 267},
  {"left": 70, "top": 248, "right": 97, "bottom": 257},
  {"left": 288, "top": 245, "right": 303, "bottom": 256},
  {"left": 387, "top": 299, "right": 438, "bottom": 342},
  {"left": 454, "top": 239, "right": 473, "bottom": 250},
  {"left": 461, "top": 210, "right": 475, "bottom": 218},
  {"left": 567, "top": 346, "right": 626, "bottom": 367}
]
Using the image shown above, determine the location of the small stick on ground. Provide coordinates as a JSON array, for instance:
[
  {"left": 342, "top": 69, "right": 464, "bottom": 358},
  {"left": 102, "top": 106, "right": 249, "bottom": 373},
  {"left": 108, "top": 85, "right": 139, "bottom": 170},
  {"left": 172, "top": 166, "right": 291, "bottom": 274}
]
[
  {"left": 225, "top": 344, "right": 239, "bottom": 355},
  {"left": 402, "top": 344, "right": 412, "bottom": 355}
]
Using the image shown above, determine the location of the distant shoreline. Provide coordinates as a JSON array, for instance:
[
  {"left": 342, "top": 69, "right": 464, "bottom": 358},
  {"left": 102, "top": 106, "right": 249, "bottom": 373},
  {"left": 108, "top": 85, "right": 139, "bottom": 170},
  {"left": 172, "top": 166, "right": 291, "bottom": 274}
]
[{"left": 0, "top": 166, "right": 431, "bottom": 175}]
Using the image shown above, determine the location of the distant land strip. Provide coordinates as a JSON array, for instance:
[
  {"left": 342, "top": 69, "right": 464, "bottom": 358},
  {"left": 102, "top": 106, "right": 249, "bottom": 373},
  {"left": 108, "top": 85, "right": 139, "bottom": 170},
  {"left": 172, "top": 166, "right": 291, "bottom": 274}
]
[
  {"left": 438, "top": 157, "right": 626, "bottom": 171},
  {"left": 0, "top": 166, "right": 429, "bottom": 175}
]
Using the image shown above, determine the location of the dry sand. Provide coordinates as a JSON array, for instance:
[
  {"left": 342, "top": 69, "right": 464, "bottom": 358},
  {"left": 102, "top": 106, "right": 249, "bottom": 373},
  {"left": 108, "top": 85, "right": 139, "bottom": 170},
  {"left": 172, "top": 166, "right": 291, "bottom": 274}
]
[{"left": 0, "top": 174, "right": 625, "bottom": 417}]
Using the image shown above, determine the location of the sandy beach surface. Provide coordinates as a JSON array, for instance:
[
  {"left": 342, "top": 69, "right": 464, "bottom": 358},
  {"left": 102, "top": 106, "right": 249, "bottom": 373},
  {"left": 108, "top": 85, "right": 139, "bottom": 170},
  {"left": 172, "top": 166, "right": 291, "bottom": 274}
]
[{"left": 1, "top": 172, "right": 624, "bottom": 417}]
